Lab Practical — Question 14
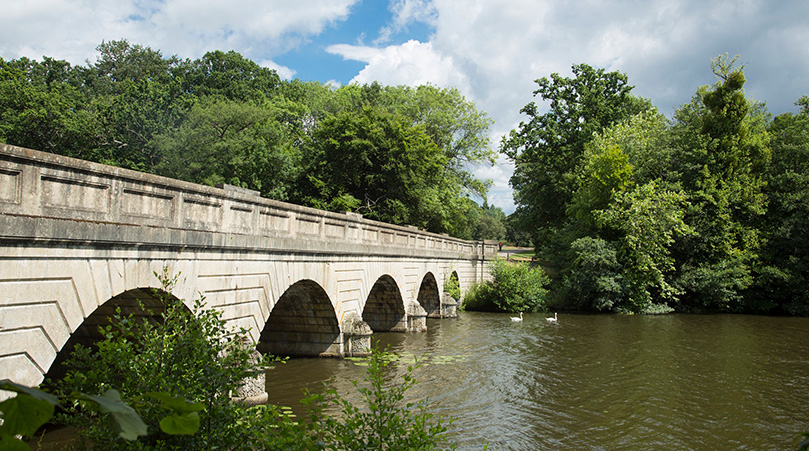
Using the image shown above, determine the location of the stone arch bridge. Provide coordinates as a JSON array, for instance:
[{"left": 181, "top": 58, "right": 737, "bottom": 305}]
[{"left": 0, "top": 144, "right": 496, "bottom": 390}]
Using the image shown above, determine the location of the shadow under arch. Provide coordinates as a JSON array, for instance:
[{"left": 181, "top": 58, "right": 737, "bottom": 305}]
[
  {"left": 44, "top": 287, "right": 182, "bottom": 383},
  {"left": 257, "top": 280, "right": 341, "bottom": 357},
  {"left": 418, "top": 272, "right": 441, "bottom": 318},
  {"left": 362, "top": 275, "right": 407, "bottom": 332}
]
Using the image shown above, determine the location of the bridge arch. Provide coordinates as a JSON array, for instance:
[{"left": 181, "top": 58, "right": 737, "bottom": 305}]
[
  {"left": 44, "top": 287, "right": 184, "bottom": 382},
  {"left": 417, "top": 272, "right": 441, "bottom": 318},
  {"left": 0, "top": 143, "right": 496, "bottom": 396},
  {"left": 257, "top": 280, "right": 341, "bottom": 357},
  {"left": 362, "top": 275, "right": 407, "bottom": 332}
]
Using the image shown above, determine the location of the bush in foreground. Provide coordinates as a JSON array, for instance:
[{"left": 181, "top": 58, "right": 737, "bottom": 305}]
[{"left": 23, "top": 268, "right": 451, "bottom": 450}]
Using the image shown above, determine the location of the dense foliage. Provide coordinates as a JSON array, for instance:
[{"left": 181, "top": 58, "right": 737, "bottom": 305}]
[
  {"left": 29, "top": 269, "right": 451, "bottom": 450},
  {"left": 504, "top": 55, "right": 809, "bottom": 315},
  {"left": 52, "top": 269, "right": 272, "bottom": 449},
  {"left": 0, "top": 40, "right": 502, "bottom": 240},
  {"left": 462, "top": 259, "right": 550, "bottom": 313}
]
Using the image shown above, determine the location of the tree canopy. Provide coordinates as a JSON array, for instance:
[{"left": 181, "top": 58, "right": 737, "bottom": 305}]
[
  {"left": 503, "top": 56, "right": 809, "bottom": 316},
  {"left": 0, "top": 40, "right": 499, "bottom": 239}
]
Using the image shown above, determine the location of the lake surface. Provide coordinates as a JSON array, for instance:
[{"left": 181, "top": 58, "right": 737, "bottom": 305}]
[{"left": 265, "top": 312, "right": 809, "bottom": 450}]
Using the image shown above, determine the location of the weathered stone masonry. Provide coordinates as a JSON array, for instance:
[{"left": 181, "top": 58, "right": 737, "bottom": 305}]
[{"left": 0, "top": 143, "right": 496, "bottom": 394}]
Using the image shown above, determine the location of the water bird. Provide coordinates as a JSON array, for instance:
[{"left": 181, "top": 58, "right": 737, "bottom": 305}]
[
  {"left": 546, "top": 312, "right": 558, "bottom": 323},
  {"left": 510, "top": 312, "right": 524, "bottom": 322}
]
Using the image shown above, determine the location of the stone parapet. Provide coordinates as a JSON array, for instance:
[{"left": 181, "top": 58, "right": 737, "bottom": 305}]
[{"left": 0, "top": 144, "right": 495, "bottom": 260}]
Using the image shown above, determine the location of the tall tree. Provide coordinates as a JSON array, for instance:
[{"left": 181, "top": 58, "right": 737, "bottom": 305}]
[
  {"left": 300, "top": 106, "right": 448, "bottom": 227},
  {"left": 501, "top": 64, "right": 651, "bottom": 258},
  {"left": 670, "top": 55, "right": 770, "bottom": 311},
  {"left": 182, "top": 50, "right": 281, "bottom": 101},
  {"left": 0, "top": 57, "right": 99, "bottom": 159},
  {"left": 755, "top": 97, "right": 809, "bottom": 314}
]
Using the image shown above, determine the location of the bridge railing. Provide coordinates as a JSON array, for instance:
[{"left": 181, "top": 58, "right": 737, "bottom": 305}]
[{"left": 0, "top": 144, "right": 496, "bottom": 260}]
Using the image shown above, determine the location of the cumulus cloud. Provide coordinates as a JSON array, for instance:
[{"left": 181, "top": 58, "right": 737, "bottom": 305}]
[
  {"left": 0, "top": 0, "right": 360, "bottom": 65},
  {"left": 259, "top": 59, "right": 296, "bottom": 80},
  {"left": 329, "top": 40, "right": 472, "bottom": 95},
  {"left": 375, "top": 0, "right": 438, "bottom": 44}
]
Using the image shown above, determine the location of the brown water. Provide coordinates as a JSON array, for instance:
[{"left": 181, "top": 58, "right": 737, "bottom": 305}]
[{"left": 265, "top": 312, "right": 809, "bottom": 450}]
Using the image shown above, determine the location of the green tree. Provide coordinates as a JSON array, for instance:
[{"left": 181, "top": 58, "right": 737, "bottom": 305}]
[
  {"left": 463, "top": 259, "right": 550, "bottom": 313},
  {"left": 595, "top": 181, "right": 692, "bottom": 312},
  {"left": 83, "top": 40, "right": 190, "bottom": 171},
  {"left": 505, "top": 212, "right": 533, "bottom": 247},
  {"left": 0, "top": 57, "right": 99, "bottom": 159},
  {"left": 89, "top": 40, "right": 179, "bottom": 90},
  {"left": 296, "top": 82, "right": 495, "bottom": 236},
  {"left": 568, "top": 143, "right": 634, "bottom": 230},
  {"left": 563, "top": 236, "right": 623, "bottom": 311},
  {"left": 182, "top": 50, "right": 281, "bottom": 102},
  {"left": 754, "top": 97, "right": 809, "bottom": 314},
  {"left": 670, "top": 55, "right": 770, "bottom": 311},
  {"left": 474, "top": 203, "right": 507, "bottom": 241},
  {"left": 300, "top": 106, "right": 450, "bottom": 228},
  {"left": 501, "top": 64, "right": 652, "bottom": 257}
]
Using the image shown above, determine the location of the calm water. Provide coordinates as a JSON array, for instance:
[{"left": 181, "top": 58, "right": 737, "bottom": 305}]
[{"left": 265, "top": 313, "right": 809, "bottom": 450}]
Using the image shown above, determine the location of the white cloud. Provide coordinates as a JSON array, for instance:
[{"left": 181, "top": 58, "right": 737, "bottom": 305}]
[
  {"left": 330, "top": 40, "right": 472, "bottom": 96},
  {"left": 326, "top": 44, "right": 382, "bottom": 63},
  {"left": 0, "top": 0, "right": 360, "bottom": 65},
  {"left": 375, "top": 0, "right": 438, "bottom": 44},
  {"left": 259, "top": 60, "right": 296, "bottom": 80}
]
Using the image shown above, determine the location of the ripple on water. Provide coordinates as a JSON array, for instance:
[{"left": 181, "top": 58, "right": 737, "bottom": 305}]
[{"left": 265, "top": 312, "right": 809, "bottom": 451}]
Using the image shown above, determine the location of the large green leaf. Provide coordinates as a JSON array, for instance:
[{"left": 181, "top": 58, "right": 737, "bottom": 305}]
[
  {"left": 0, "top": 380, "right": 59, "bottom": 438},
  {"left": 0, "top": 433, "right": 30, "bottom": 451},
  {"left": 77, "top": 390, "right": 148, "bottom": 440},
  {"left": 0, "top": 380, "right": 59, "bottom": 406},
  {"left": 0, "top": 394, "right": 54, "bottom": 437},
  {"left": 159, "top": 411, "right": 201, "bottom": 435},
  {"left": 144, "top": 392, "right": 205, "bottom": 413}
]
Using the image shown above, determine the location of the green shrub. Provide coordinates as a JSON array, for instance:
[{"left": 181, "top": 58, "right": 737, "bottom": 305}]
[
  {"left": 303, "top": 349, "right": 451, "bottom": 450},
  {"left": 40, "top": 267, "right": 452, "bottom": 450},
  {"left": 443, "top": 273, "right": 461, "bottom": 300},
  {"left": 463, "top": 259, "right": 550, "bottom": 313},
  {"left": 52, "top": 268, "right": 272, "bottom": 450},
  {"left": 563, "top": 237, "right": 624, "bottom": 311}
]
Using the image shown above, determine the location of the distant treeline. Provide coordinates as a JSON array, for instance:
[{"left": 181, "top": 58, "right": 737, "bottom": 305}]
[
  {"left": 502, "top": 56, "right": 809, "bottom": 316},
  {"left": 0, "top": 40, "right": 509, "bottom": 241}
]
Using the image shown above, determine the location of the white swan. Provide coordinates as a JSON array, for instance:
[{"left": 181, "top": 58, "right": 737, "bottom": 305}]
[
  {"left": 510, "top": 312, "right": 524, "bottom": 322},
  {"left": 546, "top": 312, "right": 558, "bottom": 323}
]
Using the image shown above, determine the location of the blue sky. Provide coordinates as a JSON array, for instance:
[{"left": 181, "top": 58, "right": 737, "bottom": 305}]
[{"left": 3, "top": 0, "right": 809, "bottom": 214}]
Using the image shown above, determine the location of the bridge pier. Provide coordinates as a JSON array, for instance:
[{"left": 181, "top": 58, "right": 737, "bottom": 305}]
[
  {"left": 341, "top": 313, "right": 373, "bottom": 356},
  {"left": 406, "top": 300, "right": 428, "bottom": 332},
  {"left": 441, "top": 292, "right": 460, "bottom": 318}
]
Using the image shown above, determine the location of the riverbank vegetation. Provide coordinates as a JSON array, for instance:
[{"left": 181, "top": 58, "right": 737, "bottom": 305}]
[
  {"left": 0, "top": 40, "right": 502, "bottom": 241},
  {"left": 2, "top": 43, "right": 807, "bottom": 316},
  {"left": 503, "top": 55, "right": 809, "bottom": 316},
  {"left": 462, "top": 260, "right": 550, "bottom": 313},
  {"left": 2, "top": 269, "right": 452, "bottom": 450}
]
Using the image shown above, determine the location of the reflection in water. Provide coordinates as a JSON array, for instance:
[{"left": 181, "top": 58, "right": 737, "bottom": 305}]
[{"left": 266, "top": 313, "right": 809, "bottom": 450}]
